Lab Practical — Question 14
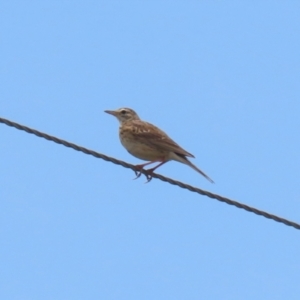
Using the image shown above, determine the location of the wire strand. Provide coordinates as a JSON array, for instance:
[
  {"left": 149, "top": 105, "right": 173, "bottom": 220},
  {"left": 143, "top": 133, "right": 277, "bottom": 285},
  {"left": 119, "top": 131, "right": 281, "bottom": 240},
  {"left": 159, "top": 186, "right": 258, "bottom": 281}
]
[{"left": 1, "top": 116, "right": 299, "bottom": 230}]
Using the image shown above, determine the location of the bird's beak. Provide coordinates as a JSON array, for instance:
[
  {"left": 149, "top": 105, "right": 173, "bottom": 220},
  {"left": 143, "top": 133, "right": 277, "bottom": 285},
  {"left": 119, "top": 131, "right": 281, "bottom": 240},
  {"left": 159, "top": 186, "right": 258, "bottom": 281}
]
[{"left": 104, "top": 110, "right": 117, "bottom": 116}]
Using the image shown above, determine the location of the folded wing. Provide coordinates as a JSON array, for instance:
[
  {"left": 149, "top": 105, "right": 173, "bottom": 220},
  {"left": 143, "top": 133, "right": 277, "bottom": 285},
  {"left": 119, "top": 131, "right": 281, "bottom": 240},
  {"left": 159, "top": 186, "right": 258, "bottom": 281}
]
[{"left": 130, "top": 120, "right": 195, "bottom": 158}]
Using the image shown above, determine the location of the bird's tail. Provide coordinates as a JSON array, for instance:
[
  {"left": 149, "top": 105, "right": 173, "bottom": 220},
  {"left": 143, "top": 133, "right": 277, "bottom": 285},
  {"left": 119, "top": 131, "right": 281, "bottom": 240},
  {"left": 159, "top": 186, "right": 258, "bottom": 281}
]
[{"left": 174, "top": 154, "right": 214, "bottom": 183}]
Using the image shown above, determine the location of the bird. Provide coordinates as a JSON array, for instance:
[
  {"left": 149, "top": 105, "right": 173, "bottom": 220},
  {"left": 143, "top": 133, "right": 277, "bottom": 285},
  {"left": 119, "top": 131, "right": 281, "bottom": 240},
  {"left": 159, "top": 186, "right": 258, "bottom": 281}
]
[{"left": 104, "top": 107, "right": 214, "bottom": 183}]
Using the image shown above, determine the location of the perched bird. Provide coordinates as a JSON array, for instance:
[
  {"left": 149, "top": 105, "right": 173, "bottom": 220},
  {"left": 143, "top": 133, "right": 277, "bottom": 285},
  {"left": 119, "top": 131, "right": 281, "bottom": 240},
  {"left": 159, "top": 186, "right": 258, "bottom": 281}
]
[{"left": 105, "top": 107, "right": 214, "bottom": 183}]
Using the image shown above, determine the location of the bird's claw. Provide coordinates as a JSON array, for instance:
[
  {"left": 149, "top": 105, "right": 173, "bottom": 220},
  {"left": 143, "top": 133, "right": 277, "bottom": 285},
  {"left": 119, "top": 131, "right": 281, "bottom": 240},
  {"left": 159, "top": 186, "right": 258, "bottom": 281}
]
[
  {"left": 133, "top": 165, "right": 144, "bottom": 180},
  {"left": 133, "top": 170, "right": 142, "bottom": 180},
  {"left": 133, "top": 168, "right": 153, "bottom": 183},
  {"left": 144, "top": 172, "right": 153, "bottom": 183}
]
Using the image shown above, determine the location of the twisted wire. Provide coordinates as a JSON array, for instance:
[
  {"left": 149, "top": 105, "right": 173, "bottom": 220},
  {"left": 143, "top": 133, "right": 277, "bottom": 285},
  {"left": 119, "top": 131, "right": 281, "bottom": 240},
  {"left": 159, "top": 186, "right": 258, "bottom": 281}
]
[{"left": 1, "top": 116, "right": 299, "bottom": 230}]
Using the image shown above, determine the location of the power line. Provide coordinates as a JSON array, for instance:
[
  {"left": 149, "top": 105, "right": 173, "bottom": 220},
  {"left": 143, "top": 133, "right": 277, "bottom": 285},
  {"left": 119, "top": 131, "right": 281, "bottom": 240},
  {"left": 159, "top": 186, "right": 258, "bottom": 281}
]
[{"left": 1, "top": 116, "right": 299, "bottom": 231}]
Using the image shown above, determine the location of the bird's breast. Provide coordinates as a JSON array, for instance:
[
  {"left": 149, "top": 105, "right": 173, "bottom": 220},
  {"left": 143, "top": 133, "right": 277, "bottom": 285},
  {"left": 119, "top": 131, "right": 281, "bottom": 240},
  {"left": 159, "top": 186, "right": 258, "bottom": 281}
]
[{"left": 119, "top": 126, "right": 168, "bottom": 161}]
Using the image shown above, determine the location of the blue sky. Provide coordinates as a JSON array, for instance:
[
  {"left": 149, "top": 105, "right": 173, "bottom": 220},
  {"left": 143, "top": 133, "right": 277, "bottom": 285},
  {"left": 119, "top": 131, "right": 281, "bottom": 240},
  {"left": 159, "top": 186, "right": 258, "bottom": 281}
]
[{"left": 1, "top": 2, "right": 300, "bottom": 299}]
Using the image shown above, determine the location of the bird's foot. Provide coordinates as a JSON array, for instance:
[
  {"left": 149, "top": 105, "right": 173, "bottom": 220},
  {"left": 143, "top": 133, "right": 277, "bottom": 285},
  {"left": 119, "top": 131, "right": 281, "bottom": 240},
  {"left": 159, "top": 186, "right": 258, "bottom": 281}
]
[
  {"left": 143, "top": 168, "right": 155, "bottom": 183},
  {"left": 133, "top": 170, "right": 142, "bottom": 180},
  {"left": 133, "top": 165, "right": 144, "bottom": 180},
  {"left": 133, "top": 165, "right": 154, "bottom": 183}
]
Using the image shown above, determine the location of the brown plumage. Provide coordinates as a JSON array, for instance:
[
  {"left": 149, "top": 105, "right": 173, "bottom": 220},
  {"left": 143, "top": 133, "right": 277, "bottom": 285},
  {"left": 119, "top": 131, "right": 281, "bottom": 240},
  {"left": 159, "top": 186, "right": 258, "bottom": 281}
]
[{"left": 105, "top": 107, "right": 214, "bottom": 183}]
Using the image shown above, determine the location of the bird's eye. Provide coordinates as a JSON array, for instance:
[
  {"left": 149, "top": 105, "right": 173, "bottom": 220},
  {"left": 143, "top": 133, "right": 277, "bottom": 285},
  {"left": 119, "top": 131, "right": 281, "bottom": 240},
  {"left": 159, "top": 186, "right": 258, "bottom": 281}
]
[{"left": 121, "top": 110, "right": 127, "bottom": 115}]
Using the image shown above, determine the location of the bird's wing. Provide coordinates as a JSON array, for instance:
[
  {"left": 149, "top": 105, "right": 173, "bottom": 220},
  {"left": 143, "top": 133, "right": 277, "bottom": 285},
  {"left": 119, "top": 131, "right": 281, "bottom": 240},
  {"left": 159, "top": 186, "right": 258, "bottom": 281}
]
[{"left": 130, "top": 120, "right": 195, "bottom": 158}]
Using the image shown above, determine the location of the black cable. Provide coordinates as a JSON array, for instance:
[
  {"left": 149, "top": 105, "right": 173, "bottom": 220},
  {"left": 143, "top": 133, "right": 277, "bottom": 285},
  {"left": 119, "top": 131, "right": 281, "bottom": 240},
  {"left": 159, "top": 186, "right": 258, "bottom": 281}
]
[{"left": 1, "top": 116, "right": 299, "bottom": 230}]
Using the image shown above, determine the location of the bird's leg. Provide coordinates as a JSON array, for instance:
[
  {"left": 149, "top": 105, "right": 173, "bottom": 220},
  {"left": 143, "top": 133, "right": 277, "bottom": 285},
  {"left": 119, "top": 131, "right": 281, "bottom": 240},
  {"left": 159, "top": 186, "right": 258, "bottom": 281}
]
[
  {"left": 133, "top": 161, "right": 160, "bottom": 180},
  {"left": 144, "top": 161, "right": 167, "bottom": 183}
]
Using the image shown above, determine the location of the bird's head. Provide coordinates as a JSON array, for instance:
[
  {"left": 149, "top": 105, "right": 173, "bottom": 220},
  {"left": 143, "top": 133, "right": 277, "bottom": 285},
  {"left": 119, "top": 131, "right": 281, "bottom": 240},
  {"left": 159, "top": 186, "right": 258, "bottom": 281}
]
[{"left": 104, "top": 107, "right": 140, "bottom": 123}]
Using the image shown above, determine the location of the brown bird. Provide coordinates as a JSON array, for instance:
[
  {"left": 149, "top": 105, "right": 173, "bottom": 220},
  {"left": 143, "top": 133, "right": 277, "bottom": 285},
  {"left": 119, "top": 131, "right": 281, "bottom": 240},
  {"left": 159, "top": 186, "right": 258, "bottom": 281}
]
[{"left": 105, "top": 107, "right": 214, "bottom": 183}]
